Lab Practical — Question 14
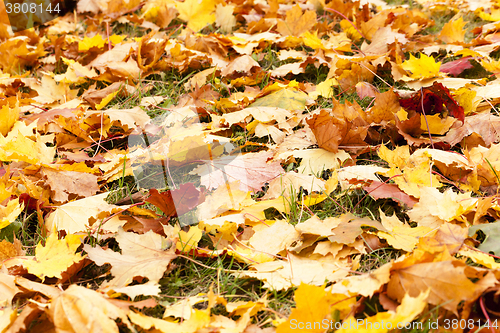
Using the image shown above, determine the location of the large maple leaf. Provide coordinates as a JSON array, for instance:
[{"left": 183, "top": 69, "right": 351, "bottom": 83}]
[{"left": 83, "top": 228, "right": 177, "bottom": 296}]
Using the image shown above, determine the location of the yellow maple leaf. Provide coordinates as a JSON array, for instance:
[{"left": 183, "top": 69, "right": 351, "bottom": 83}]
[
  {"left": 276, "top": 4, "right": 317, "bottom": 37},
  {"left": 302, "top": 31, "right": 325, "bottom": 50},
  {"left": 78, "top": 34, "right": 106, "bottom": 52},
  {"left": 0, "top": 198, "right": 23, "bottom": 230},
  {"left": 438, "top": 17, "right": 467, "bottom": 44},
  {"left": 0, "top": 101, "right": 19, "bottom": 137},
  {"left": 277, "top": 283, "right": 356, "bottom": 333},
  {"left": 379, "top": 146, "right": 442, "bottom": 198},
  {"left": 49, "top": 285, "right": 131, "bottom": 333},
  {"left": 478, "top": 8, "right": 500, "bottom": 21},
  {"left": 309, "top": 78, "right": 338, "bottom": 99},
  {"left": 377, "top": 210, "right": 435, "bottom": 252},
  {"left": 215, "top": 3, "right": 236, "bottom": 33},
  {"left": 21, "top": 233, "right": 85, "bottom": 281},
  {"left": 336, "top": 290, "right": 429, "bottom": 333},
  {"left": 401, "top": 53, "right": 441, "bottom": 79},
  {"left": 175, "top": 0, "right": 216, "bottom": 31},
  {"left": 0, "top": 130, "right": 56, "bottom": 165},
  {"left": 177, "top": 225, "right": 203, "bottom": 252},
  {"left": 419, "top": 114, "right": 456, "bottom": 135}
]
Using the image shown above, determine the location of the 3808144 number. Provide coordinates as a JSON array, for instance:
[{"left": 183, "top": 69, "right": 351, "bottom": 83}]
[
  {"left": 5, "top": 2, "right": 60, "bottom": 14},
  {"left": 442, "top": 319, "right": 498, "bottom": 330}
]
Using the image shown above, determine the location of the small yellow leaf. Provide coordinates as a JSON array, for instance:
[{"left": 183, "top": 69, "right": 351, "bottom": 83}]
[
  {"left": 302, "top": 31, "right": 324, "bottom": 50},
  {"left": 454, "top": 87, "right": 478, "bottom": 115},
  {"left": 95, "top": 90, "right": 120, "bottom": 110},
  {"left": 22, "top": 233, "right": 85, "bottom": 281},
  {"left": 309, "top": 78, "right": 338, "bottom": 99},
  {"left": 478, "top": 8, "right": 500, "bottom": 21},
  {"left": 79, "top": 34, "right": 106, "bottom": 52},
  {"left": 438, "top": 17, "right": 467, "bottom": 44},
  {"left": 420, "top": 114, "right": 456, "bottom": 135},
  {"left": 0, "top": 101, "right": 19, "bottom": 137},
  {"left": 336, "top": 290, "right": 429, "bottom": 333},
  {"left": 0, "top": 198, "right": 23, "bottom": 230},
  {"left": 176, "top": 0, "right": 216, "bottom": 31},
  {"left": 340, "top": 19, "right": 362, "bottom": 41},
  {"left": 277, "top": 283, "right": 356, "bottom": 333},
  {"left": 401, "top": 54, "right": 441, "bottom": 79},
  {"left": 215, "top": 4, "right": 236, "bottom": 33},
  {"left": 377, "top": 210, "right": 435, "bottom": 252},
  {"left": 177, "top": 225, "right": 203, "bottom": 252},
  {"left": 276, "top": 5, "right": 317, "bottom": 37}
]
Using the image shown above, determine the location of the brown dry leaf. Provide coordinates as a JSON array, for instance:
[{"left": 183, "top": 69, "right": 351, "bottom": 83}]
[
  {"left": 366, "top": 89, "right": 400, "bottom": 125},
  {"left": 355, "top": 81, "right": 378, "bottom": 99},
  {"left": 276, "top": 5, "right": 317, "bottom": 37},
  {"left": 444, "top": 113, "right": 500, "bottom": 147},
  {"left": 82, "top": 82, "right": 136, "bottom": 109},
  {"left": 83, "top": 228, "right": 176, "bottom": 294},
  {"left": 221, "top": 55, "right": 260, "bottom": 77},
  {"left": 419, "top": 222, "right": 467, "bottom": 255},
  {"left": 0, "top": 273, "right": 20, "bottom": 307},
  {"left": 306, "top": 100, "right": 369, "bottom": 153},
  {"left": 145, "top": 183, "right": 205, "bottom": 220},
  {"left": 387, "top": 259, "right": 496, "bottom": 315},
  {"left": 0, "top": 239, "right": 24, "bottom": 261},
  {"left": 363, "top": 181, "right": 418, "bottom": 207},
  {"left": 41, "top": 167, "right": 99, "bottom": 203}
]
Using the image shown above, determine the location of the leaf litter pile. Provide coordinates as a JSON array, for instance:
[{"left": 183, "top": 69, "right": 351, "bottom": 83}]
[{"left": 6, "top": 0, "right": 500, "bottom": 331}]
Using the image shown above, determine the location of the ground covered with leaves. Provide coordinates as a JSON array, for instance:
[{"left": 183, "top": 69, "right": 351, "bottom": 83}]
[{"left": 3, "top": 0, "right": 500, "bottom": 331}]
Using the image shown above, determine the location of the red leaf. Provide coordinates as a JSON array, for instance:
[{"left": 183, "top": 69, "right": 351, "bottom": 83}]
[
  {"left": 398, "top": 82, "right": 464, "bottom": 122},
  {"left": 440, "top": 57, "right": 473, "bottom": 76},
  {"left": 145, "top": 183, "right": 205, "bottom": 219},
  {"left": 363, "top": 181, "right": 418, "bottom": 207}
]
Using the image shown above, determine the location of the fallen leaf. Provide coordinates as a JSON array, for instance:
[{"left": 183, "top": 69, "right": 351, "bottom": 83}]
[
  {"left": 438, "top": 17, "right": 467, "bottom": 44},
  {"left": 175, "top": 0, "right": 216, "bottom": 31},
  {"left": 48, "top": 285, "right": 131, "bottom": 333},
  {"left": 400, "top": 53, "right": 441, "bottom": 80},
  {"left": 191, "top": 150, "right": 284, "bottom": 192},
  {"left": 363, "top": 181, "right": 418, "bottom": 207},
  {"left": 387, "top": 259, "right": 495, "bottom": 315},
  {"left": 44, "top": 192, "right": 129, "bottom": 234},
  {"left": 469, "top": 221, "right": 500, "bottom": 255},
  {"left": 276, "top": 5, "right": 316, "bottom": 37},
  {"left": 83, "top": 228, "right": 176, "bottom": 292},
  {"left": 277, "top": 283, "right": 355, "bottom": 333},
  {"left": 145, "top": 184, "right": 205, "bottom": 221},
  {"left": 20, "top": 233, "right": 85, "bottom": 281}
]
